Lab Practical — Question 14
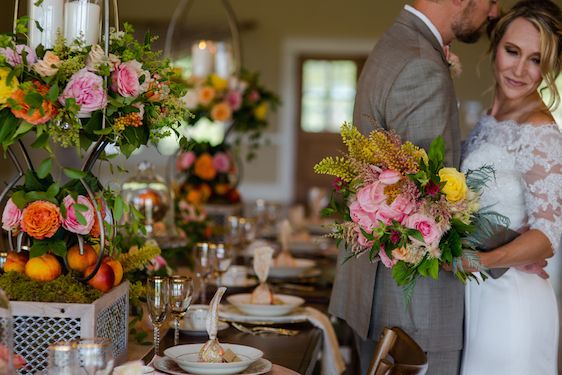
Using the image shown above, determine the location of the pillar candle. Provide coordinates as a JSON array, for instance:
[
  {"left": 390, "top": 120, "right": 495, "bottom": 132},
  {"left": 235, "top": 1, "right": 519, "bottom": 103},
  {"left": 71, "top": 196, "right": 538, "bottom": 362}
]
[
  {"left": 214, "top": 42, "right": 232, "bottom": 79},
  {"left": 28, "top": 0, "right": 64, "bottom": 50},
  {"left": 64, "top": 0, "right": 100, "bottom": 46},
  {"left": 191, "top": 40, "right": 214, "bottom": 78}
]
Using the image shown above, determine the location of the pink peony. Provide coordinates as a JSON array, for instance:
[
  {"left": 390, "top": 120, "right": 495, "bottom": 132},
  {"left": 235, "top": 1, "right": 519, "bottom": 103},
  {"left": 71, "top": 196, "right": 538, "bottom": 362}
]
[
  {"left": 176, "top": 151, "right": 196, "bottom": 171},
  {"left": 226, "top": 90, "right": 242, "bottom": 111},
  {"left": 405, "top": 213, "right": 442, "bottom": 246},
  {"left": 0, "top": 45, "right": 36, "bottom": 67},
  {"left": 379, "top": 169, "right": 402, "bottom": 185},
  {"left": 374, "top": 203, "right": 404, "bottom": 225},
  {"left": 111, "top": 61, "right": 142, "bottom": 97},
  {"left": 60, "top": 69, "right": 107, "bottom": 117},
  {"left": 349, "top": 200, "right": 377, "bottom": 231},
  {"left": 61, "top": 195, "right": 95, "bottom": 235},
  {"left": 389, "top": 194, "right": 416, "bottom": 222},
  {"left": 2, "top": 198, "right": 22, "bottom": 231},
  {"left": 379, "top": 247, "right": 397, "bottom": 268},
  {"left": 212, "top": 152, "right": 231, "bottom": 173},
  {"left": 356, "top": 182, "right": 386, "bottom": 213}
]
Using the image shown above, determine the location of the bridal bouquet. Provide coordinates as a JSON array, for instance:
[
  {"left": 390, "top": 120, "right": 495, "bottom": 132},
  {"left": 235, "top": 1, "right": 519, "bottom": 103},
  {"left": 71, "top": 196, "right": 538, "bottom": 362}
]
[{"left": 315, "top": 123, "right": 496, "bottom": 298}]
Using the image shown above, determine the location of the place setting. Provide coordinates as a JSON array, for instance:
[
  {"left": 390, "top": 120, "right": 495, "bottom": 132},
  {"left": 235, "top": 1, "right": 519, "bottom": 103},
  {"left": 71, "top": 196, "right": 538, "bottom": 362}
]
[{"left": 152, "top": 288, "right": 273, "bottom": 375}]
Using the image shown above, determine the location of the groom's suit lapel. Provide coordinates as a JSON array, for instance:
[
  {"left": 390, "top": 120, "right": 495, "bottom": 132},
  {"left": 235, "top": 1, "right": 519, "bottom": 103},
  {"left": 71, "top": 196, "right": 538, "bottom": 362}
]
[{"left": 396, "top": 10, "right": 449, "bottom": 67}]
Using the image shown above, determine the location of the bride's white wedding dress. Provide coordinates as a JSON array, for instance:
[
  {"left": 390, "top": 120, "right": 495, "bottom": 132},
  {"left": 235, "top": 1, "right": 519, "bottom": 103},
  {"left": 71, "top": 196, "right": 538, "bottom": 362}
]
[{"left": 460, "top": 115, "right": 562, "bottom": 375}]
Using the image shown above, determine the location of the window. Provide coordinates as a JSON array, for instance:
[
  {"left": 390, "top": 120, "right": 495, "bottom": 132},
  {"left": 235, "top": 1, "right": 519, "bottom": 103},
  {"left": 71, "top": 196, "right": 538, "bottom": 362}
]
[{"left": 299, "top": 58, "right": 362, "bottom": 133}]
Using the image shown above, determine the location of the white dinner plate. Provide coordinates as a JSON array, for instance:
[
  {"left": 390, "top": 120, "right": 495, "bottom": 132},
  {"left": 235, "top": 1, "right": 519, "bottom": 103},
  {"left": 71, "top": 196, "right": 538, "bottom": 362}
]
[
  {"left": 269, "top": 259, "right": 316, "bottom": 278},
  {"left": 227, "top": 293, "right": 305, "bottom": 317},
  {"left": 164, "top": 343, "right": 263, "bottom": 375},
  {"left": 219, "top": 304, "right": 308, "bottom": 325},
  {"left": 153, "top": 356, "right": 272, "bottom": 375}
]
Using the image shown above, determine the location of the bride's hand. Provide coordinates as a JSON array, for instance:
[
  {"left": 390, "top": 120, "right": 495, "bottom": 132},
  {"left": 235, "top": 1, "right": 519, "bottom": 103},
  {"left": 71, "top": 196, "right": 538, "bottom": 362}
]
[{"left": 515, "top": 260, "right": 550, "bottom": 279}]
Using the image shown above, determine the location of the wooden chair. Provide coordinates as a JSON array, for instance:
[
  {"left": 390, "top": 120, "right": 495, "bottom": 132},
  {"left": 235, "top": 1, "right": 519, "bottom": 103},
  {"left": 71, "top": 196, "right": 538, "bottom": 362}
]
[{"left": 367, "top": 327, "right": 428, "bottom": 375}]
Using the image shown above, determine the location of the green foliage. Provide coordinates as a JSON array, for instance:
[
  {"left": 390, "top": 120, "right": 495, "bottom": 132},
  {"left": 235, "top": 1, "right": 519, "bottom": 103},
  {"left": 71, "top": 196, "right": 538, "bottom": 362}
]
[{"left": 0, "top": 272, "right": 101, "bottom": 303}]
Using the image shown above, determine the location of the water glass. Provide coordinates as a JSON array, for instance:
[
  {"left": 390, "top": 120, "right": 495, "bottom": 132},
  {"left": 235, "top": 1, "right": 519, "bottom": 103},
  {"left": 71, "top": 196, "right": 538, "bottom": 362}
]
[
  {"left": 46, "top": 341, "right": 81, "bottom": 375},
  {"left": 146, "top": 276, "right": 169, "bottom": 355},
  {"left": 194, "top": 243, "right": 215, "bottom": 304},
  {"left": 214, "top": 243, "right": 233, "bottom": 285},
  {"left": 168, "top": 276, "right": 194, "bottom": 345},
  {"left": 75, "top": 338, "right": 114, "bottom": 375}
]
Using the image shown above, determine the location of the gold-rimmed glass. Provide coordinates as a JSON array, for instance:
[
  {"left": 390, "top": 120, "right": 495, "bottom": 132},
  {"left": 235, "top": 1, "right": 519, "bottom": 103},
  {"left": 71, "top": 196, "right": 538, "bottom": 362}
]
[
  {"left": 168, "top": 275, "right": 194, "bottom": 345},
  {"left": 74, "top": 338, "right": 114, "bottom": 375}
]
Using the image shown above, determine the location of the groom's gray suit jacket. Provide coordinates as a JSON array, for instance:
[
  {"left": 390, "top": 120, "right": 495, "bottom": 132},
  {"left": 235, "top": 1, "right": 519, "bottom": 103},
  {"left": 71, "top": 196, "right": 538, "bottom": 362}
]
[{"left": 328, "top": 10, "right": 464, "bottom": 353}]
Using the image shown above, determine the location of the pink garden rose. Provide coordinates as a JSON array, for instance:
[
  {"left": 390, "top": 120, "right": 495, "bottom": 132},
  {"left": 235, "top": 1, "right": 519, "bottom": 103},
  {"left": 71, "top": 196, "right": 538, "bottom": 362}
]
[
  {"left": 247, "top": 89, "right": 260, "bottom": 103},
  {"left": 405, "top": 213, "right": 442, "bottom": 246},
  {"left": 389, "top": 194, "right": 416, "bottom": 222},
  {"left": 226, "top": 90, "right": 242, "bottom": 111},
  {"left": 147, "top": 255, "right": 168, "bottom": 272},
  {"left": 379, "top": 169, "right": 402, "bottom": 185},
  {"left": 176, "top": 151, "right": 196, "bottom": 171},
  {"left": 212, "top": 152, "right": 231, "bottom": 173},
  {"left": 61, "top": 195, "right": 95, "bottom": 235},
  {"left": 60, "top": 69, "right": 107, "bottom": 117},
  {"left": 354, "top": 225, "right": 374, "bottom": 249},
  {"left": 379, "top": 247, "right": 397, "bottom": 269},
  {"left": 356, "top": 182, "right": 386, "bottom": 213},
  {"left": 2, "top": 198, "right": 22, "bottom": 231},
  {"left": 374, "top": 203, "right": 404, "bottom": 225},
  {"left": 111, "top": 60, "right": 149, "bottom": 97},
  {"left": 0, "top": 45, "right": 36, "bottom": 67}
]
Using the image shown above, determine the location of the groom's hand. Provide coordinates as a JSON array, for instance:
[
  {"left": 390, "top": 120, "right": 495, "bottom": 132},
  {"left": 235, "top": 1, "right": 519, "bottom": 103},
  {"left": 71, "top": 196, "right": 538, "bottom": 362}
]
[{"left": 515, "top": 260, "right": 550, "bottom": 279}]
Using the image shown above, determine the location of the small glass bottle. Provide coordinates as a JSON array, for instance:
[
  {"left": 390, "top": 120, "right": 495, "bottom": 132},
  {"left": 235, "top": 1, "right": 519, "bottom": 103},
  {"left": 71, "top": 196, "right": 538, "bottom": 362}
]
[
  {"left": 63, "top": 0, "right": 101, "bottom": 46},
  {"left": 46, "top": 341, "right": 81, "bottom": 375}
]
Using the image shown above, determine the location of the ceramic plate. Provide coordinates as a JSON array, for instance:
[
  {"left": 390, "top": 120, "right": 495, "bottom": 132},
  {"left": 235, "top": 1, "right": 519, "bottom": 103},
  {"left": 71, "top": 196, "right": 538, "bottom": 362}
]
[
  {"left": 269, "top": 259, "right": 316, "bottom": 278},
  {"left": 219, "top": 304, "right": 308, "bottom": 325},
  {"left": 113, "top": 364, "right": 155, "bottom": 374},
  {"left": 153, "top": 357, "right": 272, "bottom": 375},
  {"left": 164, "top": 344, "right": 263, "bottom": 375},
  {"left": 227, "top": 293, "right": 305, "bottom": 317},
  {"left": 179, "top": 320, "right": 229, "bottom": 336}
]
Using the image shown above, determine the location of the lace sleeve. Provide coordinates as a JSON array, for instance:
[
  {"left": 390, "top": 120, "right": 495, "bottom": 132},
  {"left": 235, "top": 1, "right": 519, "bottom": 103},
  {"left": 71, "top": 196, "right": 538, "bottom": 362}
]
[{"left": 518, "top": 125, "right": 562, "bottom": 252}]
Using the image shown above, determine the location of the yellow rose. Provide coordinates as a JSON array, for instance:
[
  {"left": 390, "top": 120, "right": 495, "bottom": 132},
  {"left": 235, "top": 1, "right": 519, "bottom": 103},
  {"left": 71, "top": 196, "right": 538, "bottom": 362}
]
[
  {"left": 0, "top": 68, "right": 18, "bottom": 104},
  {"left": 439, "top": 167, "right": 468, "bottom": 202},
  {"left": 210, "top": 74, "right": 228, "bottom": 91},
  {"left": 254, "top": 102, "right": 268, "bottom": 120}
]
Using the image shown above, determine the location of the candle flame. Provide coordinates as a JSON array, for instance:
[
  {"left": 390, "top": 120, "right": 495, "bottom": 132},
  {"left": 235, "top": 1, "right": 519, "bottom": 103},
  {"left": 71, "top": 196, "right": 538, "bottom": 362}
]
[{"left": 199, "top": 41, "right": 207, "bottom": 49}]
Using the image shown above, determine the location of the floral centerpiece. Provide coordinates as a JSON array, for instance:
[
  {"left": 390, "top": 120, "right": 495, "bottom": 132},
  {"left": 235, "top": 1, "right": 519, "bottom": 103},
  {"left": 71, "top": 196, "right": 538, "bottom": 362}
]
[
  {"left": 315, "top": 123, "right": 501, "bottom": 299},
  {"left": 180, "top": 70, "right": 279, "bottom": 160}
]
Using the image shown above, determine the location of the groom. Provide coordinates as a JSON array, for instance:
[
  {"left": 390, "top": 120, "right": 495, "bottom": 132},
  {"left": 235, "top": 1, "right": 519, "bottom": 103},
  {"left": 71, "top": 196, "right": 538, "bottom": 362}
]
[{"left": 329, "top": 0, "right": 499, "bottom": 374}]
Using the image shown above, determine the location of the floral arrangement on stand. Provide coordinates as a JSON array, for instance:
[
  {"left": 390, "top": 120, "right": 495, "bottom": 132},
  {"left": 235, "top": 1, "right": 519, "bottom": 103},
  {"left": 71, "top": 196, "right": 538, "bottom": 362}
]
[
  {"left": 0, "top": 18, "right": 189, "bottom": 301},
  {"left": 180, "top": 70, "right": 280, "bottom": 160},
  {"left": 315, "top": 123, "right": 503, "bottom": 300}
]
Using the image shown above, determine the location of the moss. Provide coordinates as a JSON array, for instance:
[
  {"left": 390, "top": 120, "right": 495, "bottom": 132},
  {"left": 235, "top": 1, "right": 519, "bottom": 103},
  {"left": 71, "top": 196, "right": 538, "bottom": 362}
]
[{"left": 0, "top": 272, "right": 102, "bottom": 304}]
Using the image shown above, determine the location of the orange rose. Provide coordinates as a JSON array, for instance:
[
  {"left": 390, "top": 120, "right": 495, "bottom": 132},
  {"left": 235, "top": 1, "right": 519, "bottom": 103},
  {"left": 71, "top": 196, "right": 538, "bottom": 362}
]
[
  {"left": 194, "top": 154, "right": 217, "bottom": 181},
  {"left": 21, "top": 201, "right": 61, "bottom": 240},
  {"left": 186, "top": 189, "right": 203, "bottom": 205},
  {"left": 214, "top": 183, "right": 230, "bottom": 196},
  {"left": 210, "top": 102, "right": 232, "bottom": 122},
  {"left": 9, "top": 81, "right": 57, "bottom": 125},
  {"left": 197, "top": 86, "right": 216, "bottom": 106}
]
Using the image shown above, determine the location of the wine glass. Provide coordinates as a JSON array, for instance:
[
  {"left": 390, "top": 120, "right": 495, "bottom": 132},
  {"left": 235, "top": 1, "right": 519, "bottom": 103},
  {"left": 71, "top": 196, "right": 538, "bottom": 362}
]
[
  {"left": 168, "top": 275, "right": 194, "bottom": 346},
  {"left": 194, "top": 242, "right": 215, "bottom": 304},
  {"left": 146, "top": 276, "right": 169, "bottom": 356},
  {"left": 46, "top": 341, "right": 81, "bottom": 375},
  {"left": 75, "top": 338, "right": 114, "bottom": 375},
  {"left": 214, "top": 243, "right": 233, "bottom": 286}
]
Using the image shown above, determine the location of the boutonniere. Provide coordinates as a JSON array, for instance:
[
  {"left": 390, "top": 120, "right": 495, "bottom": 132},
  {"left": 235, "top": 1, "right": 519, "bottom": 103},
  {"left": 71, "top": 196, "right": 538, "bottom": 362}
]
[{"left": 444, "top": 45, "right": 462, "bottom": 78}]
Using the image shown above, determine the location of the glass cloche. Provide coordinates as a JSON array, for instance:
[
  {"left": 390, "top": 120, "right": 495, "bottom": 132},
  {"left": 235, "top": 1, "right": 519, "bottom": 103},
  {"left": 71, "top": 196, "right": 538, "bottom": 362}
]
[{"left": 121, "top": 161, "right": 171, "bottom": 238}]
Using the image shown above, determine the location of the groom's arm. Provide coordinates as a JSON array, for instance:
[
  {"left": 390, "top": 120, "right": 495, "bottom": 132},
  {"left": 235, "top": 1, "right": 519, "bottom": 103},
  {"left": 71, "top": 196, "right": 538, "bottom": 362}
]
[{"left": 384, "top": 58, "right": 455, "bottom": 159}]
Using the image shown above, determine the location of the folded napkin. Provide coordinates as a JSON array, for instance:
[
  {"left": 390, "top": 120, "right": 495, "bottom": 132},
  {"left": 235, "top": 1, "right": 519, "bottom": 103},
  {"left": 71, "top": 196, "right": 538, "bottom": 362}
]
[
  {"left": 253, "top": 246, "right": 274, "bottom": 283},
  {"left": 304, "top": 307, "right": 346, "bottom": 375}
]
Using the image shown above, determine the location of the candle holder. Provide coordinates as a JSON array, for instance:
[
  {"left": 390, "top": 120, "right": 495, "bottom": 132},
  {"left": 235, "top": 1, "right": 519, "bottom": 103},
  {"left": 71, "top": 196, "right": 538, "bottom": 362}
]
[
  {"left": 63, "top": 0, "right": 101, "bottom": 46},
  {"left": 28, "top": 0, "right": 64, "bottom": 49}
]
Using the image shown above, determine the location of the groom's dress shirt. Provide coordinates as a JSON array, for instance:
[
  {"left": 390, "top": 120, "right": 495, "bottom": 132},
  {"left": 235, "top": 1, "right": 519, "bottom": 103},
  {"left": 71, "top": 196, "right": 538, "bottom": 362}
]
[{"left": 404, "top": 5, "right": 445, "bottom": 49}]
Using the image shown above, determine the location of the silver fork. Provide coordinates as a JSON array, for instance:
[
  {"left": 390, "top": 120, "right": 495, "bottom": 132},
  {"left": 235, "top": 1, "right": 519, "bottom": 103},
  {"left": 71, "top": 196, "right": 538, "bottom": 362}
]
[{"left": 231, "top": 322, "right": 299, "bottom": 336}]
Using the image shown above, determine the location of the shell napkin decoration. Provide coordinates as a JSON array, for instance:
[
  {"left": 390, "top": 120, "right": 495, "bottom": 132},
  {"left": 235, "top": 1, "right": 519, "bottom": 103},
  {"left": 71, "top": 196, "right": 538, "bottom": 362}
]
[{"left": 199, "top": 287, "right": 227, "bottom": 362}]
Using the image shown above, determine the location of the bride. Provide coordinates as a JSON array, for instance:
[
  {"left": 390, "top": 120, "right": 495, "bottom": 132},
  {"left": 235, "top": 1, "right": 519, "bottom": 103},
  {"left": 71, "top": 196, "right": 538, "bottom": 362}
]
[{"left": 460, "top": 1, "right": 562, "bottom": 374}]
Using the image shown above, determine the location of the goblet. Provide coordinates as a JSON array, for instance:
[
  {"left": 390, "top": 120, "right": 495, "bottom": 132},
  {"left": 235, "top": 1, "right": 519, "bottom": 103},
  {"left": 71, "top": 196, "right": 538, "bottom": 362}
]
[
  {"left": 214, "top": 243, "right": 233, "bottom": 285},
  {"left": 146, "top": 276, "right": 169, "bottom": 356},
  {"left": 168, "top": 275, "right": 194, "bottom": 345},
  {"left": 75, "top": 338, "right": 114, "bottom": 375},
  {"left": 194, "top": 242, "right": 215, "bottom": 304}
]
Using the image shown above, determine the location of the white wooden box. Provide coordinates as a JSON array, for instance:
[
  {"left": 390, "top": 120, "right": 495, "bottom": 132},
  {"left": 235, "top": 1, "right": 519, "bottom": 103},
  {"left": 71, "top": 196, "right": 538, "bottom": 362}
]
[{"left": 11, "top": 281, "right": 129, "bottom": 375}]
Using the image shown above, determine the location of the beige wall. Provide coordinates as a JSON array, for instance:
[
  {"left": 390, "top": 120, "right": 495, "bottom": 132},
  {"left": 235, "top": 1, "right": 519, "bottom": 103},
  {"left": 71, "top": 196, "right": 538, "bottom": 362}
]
[{"left": 0, "top": 0, "right": 518, "bottom": 200}]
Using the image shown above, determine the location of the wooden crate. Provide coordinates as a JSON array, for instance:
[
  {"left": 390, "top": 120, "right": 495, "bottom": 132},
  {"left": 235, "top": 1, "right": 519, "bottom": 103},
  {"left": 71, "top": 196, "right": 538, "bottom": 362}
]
[{"left": 11, "top": 281, "right": 129, "bottom": 375}]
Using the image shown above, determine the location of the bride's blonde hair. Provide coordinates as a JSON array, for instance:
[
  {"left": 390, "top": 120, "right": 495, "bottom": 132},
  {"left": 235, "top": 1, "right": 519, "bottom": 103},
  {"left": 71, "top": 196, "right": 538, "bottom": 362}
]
[{"left": 487, "top": 0, "right": 562, "bottom": 110}]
